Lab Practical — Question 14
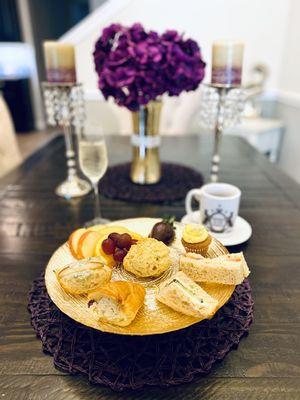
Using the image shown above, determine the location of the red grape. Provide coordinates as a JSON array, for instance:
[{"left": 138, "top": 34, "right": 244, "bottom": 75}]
[
  {"left": 101, "top": 238, "right": 116, "bottom": 255},
  {"left": 108, "top": 232, "right": 120, "bottom": 243},
  {"left": 116, "top": 233, "right": 132, "bottom": 249},
  {"left": 113, "top": 248, "right": 127, "bottom": 262}
]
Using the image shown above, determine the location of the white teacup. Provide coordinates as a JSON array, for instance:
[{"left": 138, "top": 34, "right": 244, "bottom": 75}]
[{"left": 185, "top": 183, "right": 241, "bottom": 233}]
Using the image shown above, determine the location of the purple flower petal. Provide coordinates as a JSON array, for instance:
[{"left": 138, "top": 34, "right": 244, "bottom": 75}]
[{"left": 93, "top": 23, "right": 206, "bottom": 110}]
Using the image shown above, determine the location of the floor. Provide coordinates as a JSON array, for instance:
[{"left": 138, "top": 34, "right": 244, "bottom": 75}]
[{"left": 16, "top": 129, "right": 59, "bottom": 160}]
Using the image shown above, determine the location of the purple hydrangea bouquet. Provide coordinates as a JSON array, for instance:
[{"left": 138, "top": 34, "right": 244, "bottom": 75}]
[
  {"left": 93, "top": 23, "right": 206, "bottom": 111},
  {"left": 93, "top": 23, "right": 206, "bottom": 184}
]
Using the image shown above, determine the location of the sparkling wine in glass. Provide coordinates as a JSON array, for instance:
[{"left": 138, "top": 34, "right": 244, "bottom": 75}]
[{"left": 78, "top": 134, "right": 109, "bottom": 226}]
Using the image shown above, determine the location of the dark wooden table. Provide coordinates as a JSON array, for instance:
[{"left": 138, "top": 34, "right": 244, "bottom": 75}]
[{"left": 1, "top": 134, "right": 300, "bottom": 400}]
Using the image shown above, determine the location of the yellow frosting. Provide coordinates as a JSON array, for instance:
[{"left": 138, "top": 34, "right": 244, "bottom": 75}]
[{"left": 182, "top": 224, "right": 208, "bottom": 244}]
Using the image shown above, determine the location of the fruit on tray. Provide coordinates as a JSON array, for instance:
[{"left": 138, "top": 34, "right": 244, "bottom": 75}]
[
  {"left": 101, "top": 238, "right": 116, "bottom": 255},
  {"left": 149, "top": 217, "right": 176, "bottom": 245},
  {"left": 68, "top": 225, "right": 142, "bottom": 265},
  {"left": 68, "top": 228, "right": 87, "bottom": 258},
  {"left": 87, "top": 225, "right": 130, "bottom": 236},
  {"left": 96, "top": 231, "right": 141, "bottom": 266},
  {"left": 77, "top": 231, "right": 102, "bottom": 259}
]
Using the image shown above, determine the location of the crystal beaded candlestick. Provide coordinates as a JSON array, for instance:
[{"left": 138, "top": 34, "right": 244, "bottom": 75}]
[
  {"left": 200, "top": 84, "right": 245, "bottom": 182},
  {"left": 42, "top": 82, "right": 91, "bottom": 199}
]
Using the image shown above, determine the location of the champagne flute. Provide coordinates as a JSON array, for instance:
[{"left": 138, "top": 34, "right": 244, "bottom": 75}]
[{"left": 78, "top": 132, "right": 110, "bottom": 226}]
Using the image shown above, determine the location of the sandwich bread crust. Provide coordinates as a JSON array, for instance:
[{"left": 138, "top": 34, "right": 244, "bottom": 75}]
[
  {"left": 157, "top": 271, "right": 219, "bottom": 319},
  {"left": 180, "top": 252, "right": 250, "bottom": 285}
]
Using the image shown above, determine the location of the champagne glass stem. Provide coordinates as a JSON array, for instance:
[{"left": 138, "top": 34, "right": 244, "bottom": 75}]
[{"left": 92, "top": 182, "right": 101, "bottom": 220}]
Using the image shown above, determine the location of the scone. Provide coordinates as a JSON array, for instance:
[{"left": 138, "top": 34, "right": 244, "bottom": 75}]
[
  {"left": 123, "top": 238, "right": 172, "bottom": 278},
  {"left": 181, "top": 224, "right": 212, "bottom": 255},
  {"left": 156, "top": 271, "right": 218, "bottom": 319},
  {"left": 55, "top": 260, "right": 112, "bottom": 295},
  {"left": 180, "top": 252, "right": 250, "bottom": 285},
  {"left": 87, "top": 281, "right": 145, "bottom": 327}
]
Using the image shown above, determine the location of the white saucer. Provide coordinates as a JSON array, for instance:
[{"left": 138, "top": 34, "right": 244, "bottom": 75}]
[{"left": 181, "top": 211, "right": 252, "bottom": 247}]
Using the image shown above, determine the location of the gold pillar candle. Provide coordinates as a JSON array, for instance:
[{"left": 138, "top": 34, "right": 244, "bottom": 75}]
[
  {"left": 43, "top": 41, "right": 76, "bottom": 83},
  {"left": 211, "top": 40, "right": 244, "bottom": 86}
]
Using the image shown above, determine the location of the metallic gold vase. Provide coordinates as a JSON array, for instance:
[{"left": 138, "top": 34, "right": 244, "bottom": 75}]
[{"left": 130, "top": 101, "right": 162, "bottom": 185}]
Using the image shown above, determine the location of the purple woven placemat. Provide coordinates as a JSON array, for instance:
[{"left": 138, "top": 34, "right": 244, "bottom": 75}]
[
  {"left": 100, "top": 162, "right": 204, "bottom": 203},
  {"left": 28, "top": 276, "right": 253, "bottom": 392}
]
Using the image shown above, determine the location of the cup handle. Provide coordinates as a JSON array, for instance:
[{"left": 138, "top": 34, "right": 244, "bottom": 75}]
[{"left": 185, "top": 188, "right": 202, "bottom": 216}]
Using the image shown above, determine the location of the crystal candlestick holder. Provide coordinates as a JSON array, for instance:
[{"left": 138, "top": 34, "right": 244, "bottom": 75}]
[
  {"left": 200, "top": 84, "right": 245, "bottom": 182},
  {"left": 42, "top": 82, "right": 91, "bottom": 199}
]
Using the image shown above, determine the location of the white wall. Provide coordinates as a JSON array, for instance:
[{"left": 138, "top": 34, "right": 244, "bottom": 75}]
[
  {"left": 277, "top": 0, "right": 300, "bottom": 184},
  {"left": 62, "top": 0, "right": 291, "bottom": 97},
  {"left": 60, "top": 0, "right": 300, "bottom": 183},
  {"left": 279, "top": 0, "right": 300, "bottom": 98}
]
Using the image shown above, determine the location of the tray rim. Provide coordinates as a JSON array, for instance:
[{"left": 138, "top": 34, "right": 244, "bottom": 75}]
[{"left": 45, "top": 217, "right": 235, "bottom": 336}]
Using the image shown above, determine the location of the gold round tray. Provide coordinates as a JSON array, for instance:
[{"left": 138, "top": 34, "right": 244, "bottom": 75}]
[{"left": 45, "top": 217, "right": 235, "bottom": 336}]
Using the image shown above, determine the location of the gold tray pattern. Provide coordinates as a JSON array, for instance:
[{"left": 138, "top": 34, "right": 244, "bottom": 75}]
[{"left": 45, "top": 218, "right": 235, "bottom": 335}]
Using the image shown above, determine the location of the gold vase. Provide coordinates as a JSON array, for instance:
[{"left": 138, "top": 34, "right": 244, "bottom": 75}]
[{"left": 130, "top": 100, "right": 162, "bottom": 184}]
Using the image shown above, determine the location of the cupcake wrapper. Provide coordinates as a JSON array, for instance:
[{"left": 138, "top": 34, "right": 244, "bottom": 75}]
[
  {"left": 181, "top": 236, "right": 212, "bottom": 256},
  {"left": 182, "top": 245, "right": 210, "bottom": 256}
]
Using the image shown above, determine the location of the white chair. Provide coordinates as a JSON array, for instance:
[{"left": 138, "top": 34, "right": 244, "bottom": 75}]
[
  {"left": 0, "top": 93, "right": 22, "bottom": 178},
  {"left": 227, "top": 117, "right": 284, "bottom": 162}
]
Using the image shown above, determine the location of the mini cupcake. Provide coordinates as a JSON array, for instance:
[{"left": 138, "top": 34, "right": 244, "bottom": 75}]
[{"left": 181, "top": 224, "right": 212, "bottom": 255}]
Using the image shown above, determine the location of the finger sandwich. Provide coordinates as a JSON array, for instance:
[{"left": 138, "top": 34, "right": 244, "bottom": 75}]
[
  {"left": 180, "top": 252, "right": 250, "bottom": 285},
  {"left": 156, "top": 271, "right": 218, "bottom": 319}
]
